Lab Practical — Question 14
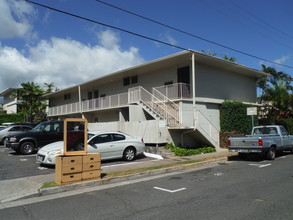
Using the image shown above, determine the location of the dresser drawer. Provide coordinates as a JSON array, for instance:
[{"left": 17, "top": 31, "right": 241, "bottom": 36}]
[
  {"left": 83, "top": 154, "right": 101, "bottom": 164},
  {"left": 83, "top": 162, "right": 101, "bottom": 171},
  {"left": 62, "top": 156, "right": 82, "bottom": 166},
  {"left": 82, "top": 170, "right": 101, "bottom": 180},
  {"left": 62, "top": 164, "right": 82, "bottom": 174},
  {"left": 62, "top": 173, "right": 82, "bottom": 183}
]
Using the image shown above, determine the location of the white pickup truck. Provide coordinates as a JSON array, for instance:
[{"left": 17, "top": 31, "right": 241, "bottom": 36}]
[{"left": 228, "top": 125, "right": 293, "bottom": 160}]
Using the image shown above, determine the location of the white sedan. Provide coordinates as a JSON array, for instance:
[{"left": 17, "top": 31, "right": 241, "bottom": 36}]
[{"left": 36, "top": 131, "right": 145, "bottom": 165}]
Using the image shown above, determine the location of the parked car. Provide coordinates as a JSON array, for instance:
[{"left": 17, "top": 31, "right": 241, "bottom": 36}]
[
  {"left": 6, "top": 121, "right": 63, "bottom": 155},
  {"left": 0, "top": 125, "right": 34, "bottom": 145},
  {"left": 0, "top": 126, "right": 7, "bottom": 131},
  {"left": 36, "top": 131, "right": 146, "bottom": 165},
  {"left": 229, "top": 125, "right": 293, "bottom": 160}
]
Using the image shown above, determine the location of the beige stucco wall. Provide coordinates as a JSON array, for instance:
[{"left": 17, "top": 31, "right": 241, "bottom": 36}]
[
  {"left": 88, "top": 120, "right": 172, "bottom": 144},
  {"left": 195, "top": 63, "right": 257, "bottom": 103}
]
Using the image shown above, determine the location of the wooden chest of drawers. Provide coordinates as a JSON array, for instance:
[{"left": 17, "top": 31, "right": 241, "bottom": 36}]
[{"left": 55, "top": 153, "right": 101, "bottom": 185}]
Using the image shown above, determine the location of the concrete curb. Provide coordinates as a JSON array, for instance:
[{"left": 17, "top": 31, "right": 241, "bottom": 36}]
[
  {"left": 1, "top": 153, "right": 234, "bottom": 204},
  {"left": 39, "top": 155, "right": 228, "bottom": 197}
]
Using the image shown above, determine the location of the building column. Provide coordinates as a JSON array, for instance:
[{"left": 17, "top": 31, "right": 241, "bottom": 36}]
[{"left": 192, "top": 52, "right": 196, "bottom": 127}]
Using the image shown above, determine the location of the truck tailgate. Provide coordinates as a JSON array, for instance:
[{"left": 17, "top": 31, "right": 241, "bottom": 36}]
[{"left": 229, "top": 137, "right": 263, "bottom": 153}]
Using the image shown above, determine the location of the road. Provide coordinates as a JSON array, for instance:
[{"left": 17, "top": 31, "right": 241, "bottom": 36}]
[
  {"left": 1, "top": 153, "right": 292, "bottom": 219},
  {"left": 0, "top": 145, "right": 151, "bottom": 180}
]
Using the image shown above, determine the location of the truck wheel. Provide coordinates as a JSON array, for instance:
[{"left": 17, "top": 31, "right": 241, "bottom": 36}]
[
  {"left": 19, "top": 142, "right": 35, "bottom": 155},
  {"left": 266, "top": 147, "right": 275, "bottom": 160}
]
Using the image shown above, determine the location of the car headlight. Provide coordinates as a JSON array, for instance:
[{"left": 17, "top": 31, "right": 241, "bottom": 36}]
[
  {"left": 9, "top": 137, "right": 17, "bottom": 142},
  {"left": 48, "top": 150, "right": 62, "bottom": 156}
]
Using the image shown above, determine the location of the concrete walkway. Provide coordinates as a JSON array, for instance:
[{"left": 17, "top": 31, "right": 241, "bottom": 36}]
[{"left": 0, "top": 149, "right": 235, "bottom": 205}]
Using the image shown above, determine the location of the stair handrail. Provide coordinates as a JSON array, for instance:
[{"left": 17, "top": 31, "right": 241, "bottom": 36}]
[
  {"left": 152, "top": 87, "right": 180, "bottom": 124},
  {"left": 129, "top": 86, "right": 179, "bottom": 126}
]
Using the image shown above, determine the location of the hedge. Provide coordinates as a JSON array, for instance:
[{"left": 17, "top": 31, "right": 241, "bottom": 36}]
[
  {"left": 164, "top": 143, "right": 216, "bottom": 156},
  {"left": 0, "top": 114, "right": 23, "bottom": 125},
  {"left": 275, "top": 118, "right": 293, "bottom": 134},
  {"left": 220, "top": 101, "right": 257, "bottom": 134}
]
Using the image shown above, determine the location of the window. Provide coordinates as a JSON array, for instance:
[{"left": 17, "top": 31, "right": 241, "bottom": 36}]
[
  {"left": 44, "top": 124, "right": 51, "bottom": 132},
  {"left": 123, "top": 75, "right": 138, "bottom": 86},
  {"left": 64, "top": 93, "right": 71, "bottom": 100},
  {"left": 92, "top": 134, "right": 112, "bottom": 144},
  {"left": 113, "top": 134, "right": 125, "bottom": 141},
  {"left": 88, "top": 91, "right": 93, "bottom": 100},
  {"left": 131, "top": 75, "right": 138, "bottom": 84},
  {"left": 22, "top": 126, "right": 32, "bottom": 131},
  {"left": 9, "top": 126, "right": 22, "bottom": 132},
  {"left": 53, "top": 123, "right": 60, "bottom": 132},
  {"left": 280, "top": 127, "right": 288, "bottom": 136},
  {"left": 123, "top": 77, "right": 130, "bottom": 86},
  {"left": 94, "top": 90, "right": 99, "bottom": 98},
  {"left": 164, "top": 81, "right": 173, "bottom": 85}
]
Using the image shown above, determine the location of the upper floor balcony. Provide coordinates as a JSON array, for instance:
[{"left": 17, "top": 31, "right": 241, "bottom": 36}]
[{"left": 47, "top": 83, "right": 191, "bottom": 117}]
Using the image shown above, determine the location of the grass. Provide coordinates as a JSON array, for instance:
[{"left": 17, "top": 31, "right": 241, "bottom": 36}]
[{"left": 41, "top": 181, "right": 59, "bottom": 189}]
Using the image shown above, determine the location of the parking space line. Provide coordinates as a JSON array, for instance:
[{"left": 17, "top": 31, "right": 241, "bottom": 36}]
[
  {"left": 154, "top": 187, "right": 186, "bottom": 193},
  {"left": 259, "top": 164, "right": 271, "bottom": 168},
  {"left": 249, "top": 163, "right": 271, "bottom": 168},
  {"left": 20, "top": 155, "right": 36, "bottom": 158}
]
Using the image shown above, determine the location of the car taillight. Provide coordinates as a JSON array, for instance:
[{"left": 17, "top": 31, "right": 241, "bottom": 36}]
[
  {"left": 141, "top": 138, "right": 144, "bottom": 143},
  {"left": 258, "top": 138, "right": 263, "bottom": 146},
  {"left": 228, "top": 139, "right": 231, "bottom": 146}
]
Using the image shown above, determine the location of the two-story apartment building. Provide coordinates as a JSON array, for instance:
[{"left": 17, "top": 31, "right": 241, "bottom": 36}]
[
  {"left": 0, "top": 88, "right": 18, "bottom": 114},
  {"left": 45, "top": 50, "right": 268, "bottom": 150}
]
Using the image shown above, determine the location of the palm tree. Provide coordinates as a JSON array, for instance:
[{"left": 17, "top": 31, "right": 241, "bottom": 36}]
[
  {"left": 14, "top": 82, "right": 47, "bottom": 122},
  {"left": 258, "top": 66, "right": 292, "bottom": 122},
  {"left": 222, "top": 54, "right": 237, "bottom": 62}
]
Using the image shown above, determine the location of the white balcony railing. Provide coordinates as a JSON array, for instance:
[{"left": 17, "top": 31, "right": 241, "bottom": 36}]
[
  {"left": 48, "top": 92, "right": 128, "bottom": 116},
  {"left": 154, "top": 83, "right": 191, "bottom": 100},
  {"left": 48, "top": 84, "right": 191, "bottom": 117}
]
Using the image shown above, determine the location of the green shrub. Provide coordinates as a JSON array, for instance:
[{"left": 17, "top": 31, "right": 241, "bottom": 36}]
[
  {"left": 275, "top": 118, "right": 293, "bottom": 134},
  {"left": 220, "top": 100, "right": 257, "bottom": 134},
  {"left": 164, "top": 143, "right": 216, "bottom": 156},
  {"left": 0, "top": 114, "right": 24, "bottom": 125}
]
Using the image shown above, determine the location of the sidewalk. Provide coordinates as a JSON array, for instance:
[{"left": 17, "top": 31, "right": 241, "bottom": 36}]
[{"left": 0, "top": 149, "right": 235, "bottom": 204}]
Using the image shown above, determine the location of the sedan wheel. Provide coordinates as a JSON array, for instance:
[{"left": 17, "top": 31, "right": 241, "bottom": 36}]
[
  {"left": 19, "top": 142, "right": 35, "bottom": 155},
  {"left": 123, "top": 147, "right": 136, "bottom": 161}
]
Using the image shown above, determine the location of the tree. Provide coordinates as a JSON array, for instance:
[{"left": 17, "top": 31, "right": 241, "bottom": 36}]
[
  {"left": 201, "top": 50, "right": 237, "bottom": 62},
  {"left": 201, "top": 50, "right": 218, "bottom": 57},
  {"left": 222, "top": 54, "right": 237, "bottom": 62},
  {"left": 44, "top": 82, "right": 58, "bottom": 94},
  {"left": 258, "top": 65, "right": 292, "bottom": 123},
  {"left": 14, "top": 82, "right": 57, "bottom": 122}
]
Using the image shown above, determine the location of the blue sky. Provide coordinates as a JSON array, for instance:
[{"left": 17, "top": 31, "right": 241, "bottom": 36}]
[{"left": 0, "top": 0, "right": 292, "bottom": 93}]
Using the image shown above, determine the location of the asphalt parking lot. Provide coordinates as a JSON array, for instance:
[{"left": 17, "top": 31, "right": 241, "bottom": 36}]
[{"left": 0, "top": 145, "right": 154, "bottom": 181}]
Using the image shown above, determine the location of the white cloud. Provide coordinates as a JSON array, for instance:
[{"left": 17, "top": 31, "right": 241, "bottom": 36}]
[
  {"left": 0, "top": 0, "right": 36, "bottom": 39},
  {"left": 165, "top": 34, "right": 178, "bottom": 46},
  {"left": 274, "top": 55, "right": 291, "bottom": 64},
  {"left": 155, "top": 33, "right": 178, "bottom": 48},
  {"left": 0, "top": 30, "right": 144, "bottom": 92}
]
